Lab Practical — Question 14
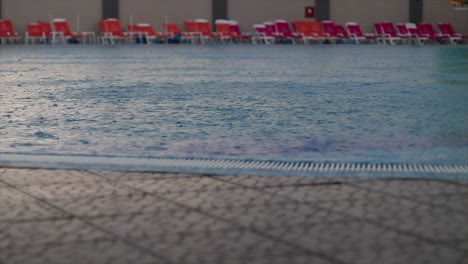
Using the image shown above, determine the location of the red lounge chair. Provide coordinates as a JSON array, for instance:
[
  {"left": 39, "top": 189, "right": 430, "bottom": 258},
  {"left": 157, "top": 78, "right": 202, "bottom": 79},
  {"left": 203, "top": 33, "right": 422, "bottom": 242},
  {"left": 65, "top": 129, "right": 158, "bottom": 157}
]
[
  {"left": 25, "top": 23, "right": 46, "bottom": 44},
  {"left": 418, "top": 23, "right": 448, "bottom": 44},
  {"left": 292, "top": 21, "right": 330, "bottom": 44},
  {"left": 195, "top": 19, "right": 220, "bottom": 44},
  {"left": 184, "top": 20, "right": 202, "bottom": 43},
  {"left": 163, "top": 23, "right": 195, "bottom": 43},
  {"left": 0, "top": 19, "right": 21, "bottom": 44},
  {"left": 53, "top": 18, "right": 84, "bottom": 43},
  {"left": 100, "top": 19, "right": 130, "bottom": 44},
  {"left": 274, "top": 20, "right": 302, "bottom": 44},
  {"left": 126, "top": 24, "right": 142, "bottom": 42},
  {"left": 215, "top": 19, "right": 237, "bottom": 43},
  {"left": 136, "top": 23, "right": 170, "bottom": 44},
  {"left": 345, "top": 22, "right": 377, "bottom": 44},
  {"left": 437, "top": 23, "right": 466, "bottom": 44},
  {"left": 37, "top": 21, "right": 59, "bottom": 44}
]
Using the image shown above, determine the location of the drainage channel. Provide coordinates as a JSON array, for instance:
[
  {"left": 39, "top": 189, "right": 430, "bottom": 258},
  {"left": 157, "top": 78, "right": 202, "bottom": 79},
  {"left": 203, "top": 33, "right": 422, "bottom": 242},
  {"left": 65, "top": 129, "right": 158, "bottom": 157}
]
[{"left": 0, "top": 153, "right": 467, "bottom": 178}]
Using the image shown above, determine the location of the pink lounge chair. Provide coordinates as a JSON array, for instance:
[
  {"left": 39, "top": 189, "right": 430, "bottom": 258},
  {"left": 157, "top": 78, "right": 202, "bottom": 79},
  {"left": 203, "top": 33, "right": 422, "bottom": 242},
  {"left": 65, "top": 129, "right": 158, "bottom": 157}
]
[
  {"left": 274, "top": 20, "right": 302, "bottom": 44},
  {"left": 228, "top": 20, "right": 251, "bottom": 43},
  {"left": 321, "top": 21, "right": 345, "bottom": 43},
  {"left": 418, "top": 23, "right": 447, "bottom": 44},
  {"left": 373, "top": 22, "right": 390, "bottom": 44},
  {"left": 334, "top": 25, "right": 350, "bottom": 42},
  {"left": 0, "top": 19, "right": 21, "bottom": 44},
  {"left": 437, "top": 23, "right": 466, "bottom": 44},
  {"left": 345, "top": 22, "right": 377, "bottom": 44},
  {"left": 380, "top": 22, "right": 405, "bottom": 44},
  {"left": 252, "top": 24, "right": 275, "bottom": 44},
  {"left": 404, "top": 23, "right": 428, "bottom": 45},
  {"left": 53, "top": 18, "right": 84, "bottom": 43}
]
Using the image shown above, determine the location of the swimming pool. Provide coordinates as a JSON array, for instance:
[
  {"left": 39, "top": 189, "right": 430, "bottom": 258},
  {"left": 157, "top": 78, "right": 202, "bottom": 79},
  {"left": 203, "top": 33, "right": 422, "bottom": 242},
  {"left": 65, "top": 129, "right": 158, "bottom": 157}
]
[{"left": 1, "top": 45, "right": 467, "bottom": 177}]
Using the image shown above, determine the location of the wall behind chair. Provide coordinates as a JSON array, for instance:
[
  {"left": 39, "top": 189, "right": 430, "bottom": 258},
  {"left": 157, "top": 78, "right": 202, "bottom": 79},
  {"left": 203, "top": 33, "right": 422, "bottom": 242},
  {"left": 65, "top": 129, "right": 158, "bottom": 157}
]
[
  {"left": 330, "top": 0, "right": 409, "bottom": 34},
  {"left": 3, "top": 0, "right": 101, "bottom": 34},
  {"left": 423, "top": 0, "right": 468, "bottom": 35},
  {"left": 120, "top": 0, "right": 211, "bottom": 32},
  {"left": 228, "top": 0, "right": 315, "bottom": 33}
]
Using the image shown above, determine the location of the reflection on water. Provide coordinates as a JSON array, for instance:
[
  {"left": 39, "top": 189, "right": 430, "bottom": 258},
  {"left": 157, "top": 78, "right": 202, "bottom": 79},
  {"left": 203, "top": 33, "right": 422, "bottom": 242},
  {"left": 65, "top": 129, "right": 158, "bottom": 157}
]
[{"left": 1, "top": 45, "right": 467, "bottom": 164}]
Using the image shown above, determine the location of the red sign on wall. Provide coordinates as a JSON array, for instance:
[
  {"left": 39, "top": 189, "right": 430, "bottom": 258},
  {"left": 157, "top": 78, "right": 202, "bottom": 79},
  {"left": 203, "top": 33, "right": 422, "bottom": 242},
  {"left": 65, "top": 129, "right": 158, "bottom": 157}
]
[{"left": 305, "top": 6, "right": 315, "bottom": 18}]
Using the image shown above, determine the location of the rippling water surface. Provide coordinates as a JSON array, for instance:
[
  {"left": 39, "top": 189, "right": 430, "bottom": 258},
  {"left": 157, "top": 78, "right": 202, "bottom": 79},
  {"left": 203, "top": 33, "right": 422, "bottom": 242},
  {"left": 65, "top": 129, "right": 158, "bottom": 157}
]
[{"left": 1, "top": 45, "right": 467, "bottom": 165}]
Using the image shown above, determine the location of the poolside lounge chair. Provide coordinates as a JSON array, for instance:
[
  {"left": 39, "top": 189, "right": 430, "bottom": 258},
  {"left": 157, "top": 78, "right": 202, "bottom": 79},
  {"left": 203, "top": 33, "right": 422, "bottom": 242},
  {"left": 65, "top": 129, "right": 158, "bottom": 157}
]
[
  {"left": 215, "top": 19, "right": 236, "bottom": 43},
  {"left": 396, "top": 23, "right": 421, "bottom": 45},
  {"left": 404, "top": 23, "right": 428, "bottom": 45},
  {"left": 163, "top": 23, "right": 194, "bottom": 43},
  {"left": 136, "top": 23, "right": 170, "bottom": 44},
  {"left": 334, "top": 25, "right": 351, "bottom": 43},
  {"left": 292, "top": 21, "right": 330, "bottom": 44},
  {"left": 100, "top": 19, "right": 130, "bottom": 44},
  {"left": 418, "top": 23, "right": 448, "bottom": 44},
  {"left": 126, "top": 24, "right": 143, "bottom": 43},
  {"left": 437, "top": 23, "right": 465, "bottom": 44},
  {"left": 0, "top": 19, "right": 21, "bottom": 44},
  {"left": 379, "top": 22, "right": 404, "bottom": 45},
  {"left": 37, "top": 21, "right": 64, "bottom": 44},
  {"left": 252, "top": 24, "right": 275, "bottom": 44},
  {"left": 321, "top": 21, "right": 346, "bottom": 43},
  {"left": 52, "top": 18, "right": 84, "bottom": 43},
  {"left": 273, "top": 20, "right": 302, "bottom": 44},
  {"left": 25, "top": 23, "right": 46, "bottom": 44},
  {"left": 184, "top": 20, "right": 203, "bottom": 43},
  {"left": 195, "top": 19, "right": 221, "bottom": 44},
  {"left": 228, "top": 20, "right": 251, "bottom": 43},
  {"left": 345, "top": 22, "right": 377, "bottom": 44}
]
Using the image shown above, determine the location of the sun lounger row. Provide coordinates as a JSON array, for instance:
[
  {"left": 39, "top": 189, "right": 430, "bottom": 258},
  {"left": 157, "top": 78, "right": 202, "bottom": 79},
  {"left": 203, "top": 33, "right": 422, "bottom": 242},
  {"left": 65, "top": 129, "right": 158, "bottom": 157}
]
[{"left": 1, "top": 18, "right": 466, "bottom": 45}]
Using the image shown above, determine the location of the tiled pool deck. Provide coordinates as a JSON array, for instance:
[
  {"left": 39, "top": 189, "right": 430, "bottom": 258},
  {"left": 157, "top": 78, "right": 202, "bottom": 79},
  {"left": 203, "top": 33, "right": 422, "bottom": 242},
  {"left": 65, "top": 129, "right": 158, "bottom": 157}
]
[{"left": 0, "top": 167, "right": 467, "bottom": 264}]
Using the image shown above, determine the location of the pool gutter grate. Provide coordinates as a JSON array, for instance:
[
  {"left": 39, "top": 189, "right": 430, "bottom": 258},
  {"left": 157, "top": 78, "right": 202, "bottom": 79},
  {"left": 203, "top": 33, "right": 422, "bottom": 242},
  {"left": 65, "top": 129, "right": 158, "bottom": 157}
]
[{"left": 0, "top": 154, "right": 467, "bottom": 177}]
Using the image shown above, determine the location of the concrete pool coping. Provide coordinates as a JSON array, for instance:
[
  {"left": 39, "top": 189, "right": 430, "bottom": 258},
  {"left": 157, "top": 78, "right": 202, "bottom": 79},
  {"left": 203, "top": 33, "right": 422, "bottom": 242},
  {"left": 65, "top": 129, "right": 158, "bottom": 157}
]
[{"left": 1, "top": 166, "right": 467, "bottom": 264}]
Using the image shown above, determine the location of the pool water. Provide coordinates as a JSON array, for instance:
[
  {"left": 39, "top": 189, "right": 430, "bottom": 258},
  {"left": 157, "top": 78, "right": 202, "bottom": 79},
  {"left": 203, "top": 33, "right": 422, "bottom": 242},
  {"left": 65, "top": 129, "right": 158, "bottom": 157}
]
[{"left": 0, "top": 45, "right": 467, "bottom": 172}]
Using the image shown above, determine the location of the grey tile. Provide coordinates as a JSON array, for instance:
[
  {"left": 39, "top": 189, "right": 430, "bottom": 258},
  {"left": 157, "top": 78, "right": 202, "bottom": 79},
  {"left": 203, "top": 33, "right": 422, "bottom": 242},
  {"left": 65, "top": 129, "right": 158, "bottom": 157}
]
[
  {"left": 208, "top": 202, "right": 347, "bottom": 230},
  {"left": 0, "top": 188, "right": 68, "bottom": 222},
  {"left": 122, "top": 176, "right": 240, "bottom": 194},
  {"left": 87, "top": 212, "right": 231, "bottom": 240},
  {"left": 138, "top": 228, "right": 337, "bottom": 264},
  {"left": 17, "top": 180, "right": 134, "bottom": 200},
  {"left": 326, "top": 196, "right": 468, "bottom": 243},
  {"left": 47, "top": 193, "right": 182, "bottom": 218},
  {"left": 0, "top": 169, "right": 100, "bottom": 187},
  {"left": 349, "top": 179, "right": 468, "bottom": 197},
  {"left": 0, "top": 219, "right": 112, "bottom": 248},
  {"left": 154, "top": 187, "right": 290, "bottom": 209},
  {"left": 0, "top": 241, "right": 162, "bottom": 264}
]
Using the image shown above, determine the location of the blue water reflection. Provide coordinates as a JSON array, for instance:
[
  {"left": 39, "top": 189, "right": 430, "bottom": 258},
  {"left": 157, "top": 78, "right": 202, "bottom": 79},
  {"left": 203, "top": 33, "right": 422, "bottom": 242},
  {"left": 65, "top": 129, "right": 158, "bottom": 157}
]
[{"left": 1, "top": 45, "right": 467, "bottom": 165}]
